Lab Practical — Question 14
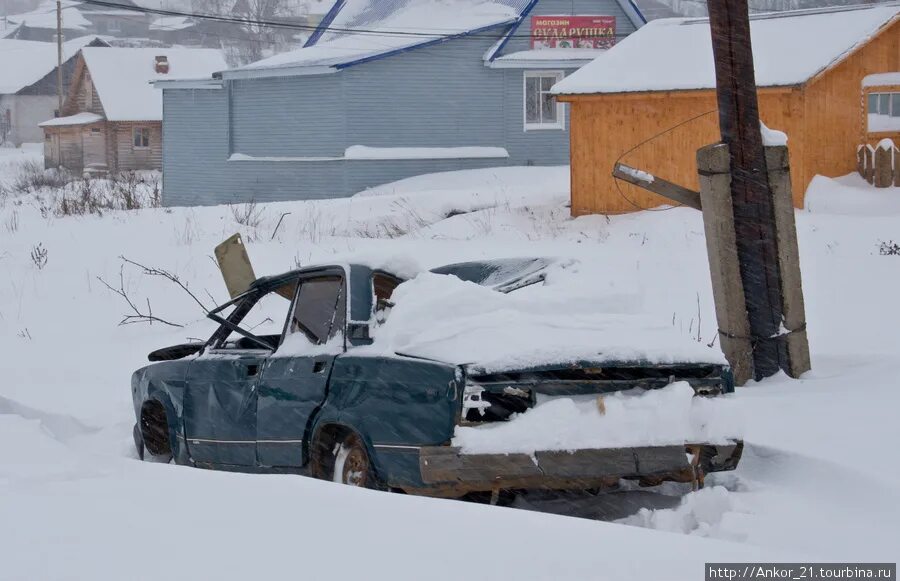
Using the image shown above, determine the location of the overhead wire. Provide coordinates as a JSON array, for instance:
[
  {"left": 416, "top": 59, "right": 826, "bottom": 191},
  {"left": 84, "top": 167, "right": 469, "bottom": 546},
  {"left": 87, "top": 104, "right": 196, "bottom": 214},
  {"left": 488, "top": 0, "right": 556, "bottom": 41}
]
[
  {"left": 611, "top": 109, "right": 718, "bottom": 212},
  {"left": 76, "top": 0, "right": 633, "bottom": 41}
]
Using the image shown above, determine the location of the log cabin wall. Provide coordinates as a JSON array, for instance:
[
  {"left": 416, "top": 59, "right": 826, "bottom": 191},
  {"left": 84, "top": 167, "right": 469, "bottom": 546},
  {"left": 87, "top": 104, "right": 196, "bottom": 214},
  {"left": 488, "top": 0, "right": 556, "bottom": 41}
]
[
  {"left": 562, "top": 18, "right": 898, "bottom": 216},
  {"left": 565, "top": 89, "right": 801, "bottom": 215},
  {"left": 112, "top": 121, "right": 162, "bottom": 171}
]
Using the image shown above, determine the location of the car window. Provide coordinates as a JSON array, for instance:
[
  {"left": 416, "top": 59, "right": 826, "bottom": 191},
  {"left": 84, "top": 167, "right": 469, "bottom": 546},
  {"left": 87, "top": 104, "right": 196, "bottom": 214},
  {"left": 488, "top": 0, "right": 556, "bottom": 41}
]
[
  {"left": 287, "top": 276, "right": 345, "bottom": 345},
  {"left": 219, "top": 281, "right": 297, "bottom": 350},
  {"left": 373, "top": 272, "right": 401, "bottom": 303},
  {"left": 372, "top": 272, "right": 401, "bottom": 324}
]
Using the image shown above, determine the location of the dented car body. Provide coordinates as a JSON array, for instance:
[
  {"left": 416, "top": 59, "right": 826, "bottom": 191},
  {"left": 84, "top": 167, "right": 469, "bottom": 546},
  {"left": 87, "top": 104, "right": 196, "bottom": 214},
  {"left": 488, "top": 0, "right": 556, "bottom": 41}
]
[{"left": 131, "top": 259, "right": 742, "bottom": 495}]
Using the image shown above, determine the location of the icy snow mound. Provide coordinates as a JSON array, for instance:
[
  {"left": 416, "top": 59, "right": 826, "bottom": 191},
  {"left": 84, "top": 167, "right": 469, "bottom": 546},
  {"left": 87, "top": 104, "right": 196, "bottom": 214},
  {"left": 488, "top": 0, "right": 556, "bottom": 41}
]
[
  {"left": 620, "top": 485, "right": 748, "bottom": 541},
  {"left": 368, "top": 272, "right": 726, "bottom": 372},
  {"left": 453, "top": 382, "right": 743, "bottom": 454}
]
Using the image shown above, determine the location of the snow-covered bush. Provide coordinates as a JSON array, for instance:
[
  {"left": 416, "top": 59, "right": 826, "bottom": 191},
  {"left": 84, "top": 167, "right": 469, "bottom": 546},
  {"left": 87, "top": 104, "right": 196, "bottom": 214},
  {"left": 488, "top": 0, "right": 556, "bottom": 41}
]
[
  {"left": 11, "top": 160, "right": 69, "bottom": 194},
  {"left": 36, "top": 171, "right": 161, "bottom": 217},
  {"left": 878, "top": 240, "right": 900, "bottom": 256}
]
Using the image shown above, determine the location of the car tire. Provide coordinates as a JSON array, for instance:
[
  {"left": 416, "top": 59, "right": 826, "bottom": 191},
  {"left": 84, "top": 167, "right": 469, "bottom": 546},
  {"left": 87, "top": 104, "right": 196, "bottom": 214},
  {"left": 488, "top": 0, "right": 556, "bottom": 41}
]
[
  {"left": 140, "top": 400, "right": 173, "bottom": 464},
  {"left": 331, "top": 433, "right": 380, "bottom": 489}
]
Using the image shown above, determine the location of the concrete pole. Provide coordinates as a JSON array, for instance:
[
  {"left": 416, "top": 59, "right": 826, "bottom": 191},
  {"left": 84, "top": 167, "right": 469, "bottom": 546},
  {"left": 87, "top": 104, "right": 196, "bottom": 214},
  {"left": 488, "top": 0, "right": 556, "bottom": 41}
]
[
  {"left": 765, "top": 145, "right": 811, "bottom": 378},
  {"left": 697, "top": 143, "right": 754, "bottom": 386}
]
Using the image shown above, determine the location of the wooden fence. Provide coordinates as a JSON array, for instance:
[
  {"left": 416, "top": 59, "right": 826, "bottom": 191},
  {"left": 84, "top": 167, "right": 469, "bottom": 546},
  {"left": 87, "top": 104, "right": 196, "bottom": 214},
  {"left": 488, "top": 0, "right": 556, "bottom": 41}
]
[{"left": 858, "top": 141, "right": 900, "bottom": 187}]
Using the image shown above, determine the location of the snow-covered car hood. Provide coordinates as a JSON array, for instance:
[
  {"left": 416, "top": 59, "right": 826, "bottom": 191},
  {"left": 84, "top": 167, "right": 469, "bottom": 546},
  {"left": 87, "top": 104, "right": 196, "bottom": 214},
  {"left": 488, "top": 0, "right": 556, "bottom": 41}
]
[{"left": 366, "top": 269, "right": 727, "bottom": 373}]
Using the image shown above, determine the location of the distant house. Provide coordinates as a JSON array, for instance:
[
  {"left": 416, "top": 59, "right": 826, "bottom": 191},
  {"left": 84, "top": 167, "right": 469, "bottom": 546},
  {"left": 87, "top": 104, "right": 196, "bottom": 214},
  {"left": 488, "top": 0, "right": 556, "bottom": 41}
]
[
  {"left": 41, "top": 47, "right": 226, "bottom": 173},
  {"left": 553, "top": 4, "right": 900, "bottom": 215},
  {"left": 156, "top": 0, "right": 647, "bottom": 206},
  {"left": 0, "top": 35, "right": 108, "bottom": 146},
  {"left": 6, "top": 0, "right": 150, "bottom": 41}
]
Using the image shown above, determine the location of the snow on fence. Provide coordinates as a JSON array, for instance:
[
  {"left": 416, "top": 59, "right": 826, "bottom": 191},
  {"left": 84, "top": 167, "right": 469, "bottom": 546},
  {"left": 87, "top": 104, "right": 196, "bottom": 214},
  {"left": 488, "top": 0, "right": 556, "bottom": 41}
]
[{"left": 857, "top": 139, "right": 899, "bottom": 188}]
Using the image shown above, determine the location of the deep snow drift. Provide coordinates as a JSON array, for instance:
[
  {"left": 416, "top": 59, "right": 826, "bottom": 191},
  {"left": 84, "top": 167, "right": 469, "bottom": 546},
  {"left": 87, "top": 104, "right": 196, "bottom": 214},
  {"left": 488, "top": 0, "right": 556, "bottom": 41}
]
[{"left": 1, "top": 149, "right": 899, "bottom": 579}]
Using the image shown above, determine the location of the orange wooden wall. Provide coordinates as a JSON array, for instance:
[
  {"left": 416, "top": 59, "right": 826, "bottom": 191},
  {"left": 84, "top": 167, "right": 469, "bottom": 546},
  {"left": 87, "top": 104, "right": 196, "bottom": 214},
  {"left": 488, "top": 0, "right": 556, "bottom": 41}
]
[{"left": 561, "top": 19, "right": 898, "bottom": 216}]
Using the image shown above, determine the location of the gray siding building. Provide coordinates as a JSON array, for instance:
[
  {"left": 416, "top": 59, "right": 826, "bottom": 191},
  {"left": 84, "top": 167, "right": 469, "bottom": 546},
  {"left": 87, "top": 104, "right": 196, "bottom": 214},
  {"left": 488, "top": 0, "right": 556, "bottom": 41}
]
[{"left": 158, "top": 0, "right": 645, "bottom": 206}]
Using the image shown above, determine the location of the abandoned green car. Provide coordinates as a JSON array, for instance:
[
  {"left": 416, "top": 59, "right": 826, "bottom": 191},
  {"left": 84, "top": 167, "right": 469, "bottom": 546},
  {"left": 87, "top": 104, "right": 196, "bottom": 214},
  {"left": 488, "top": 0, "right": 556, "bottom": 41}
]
[{"left": 131, "top": 258, "right": 742, "bottom": 496}]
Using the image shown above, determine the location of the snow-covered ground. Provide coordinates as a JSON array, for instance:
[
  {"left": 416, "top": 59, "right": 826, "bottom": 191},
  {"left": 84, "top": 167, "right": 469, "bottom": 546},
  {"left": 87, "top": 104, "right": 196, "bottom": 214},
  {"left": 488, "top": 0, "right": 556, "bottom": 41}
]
[{"left": 1, "top": 146, "right": 899, "bottom": 579}]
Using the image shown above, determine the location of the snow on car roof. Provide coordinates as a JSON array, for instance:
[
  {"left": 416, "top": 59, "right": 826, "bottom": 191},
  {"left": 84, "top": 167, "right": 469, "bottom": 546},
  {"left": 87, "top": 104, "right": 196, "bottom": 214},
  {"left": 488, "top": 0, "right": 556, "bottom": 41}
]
[
  {"left": 80, "top": 47, "right": 227, "bottom": 121},
  {"left": 365, "top": 271, "right": 726, "bottom": 372},
  {"left": 552, "top": 3, "right": 899, "bottom": 95}
]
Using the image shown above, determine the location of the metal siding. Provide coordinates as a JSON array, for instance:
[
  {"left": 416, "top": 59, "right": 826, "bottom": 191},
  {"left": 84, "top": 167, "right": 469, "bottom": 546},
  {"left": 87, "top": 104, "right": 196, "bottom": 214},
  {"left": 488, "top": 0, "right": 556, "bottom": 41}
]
[
  {"left": 341, "top": 36, "right": 506, "bottom": 149},
  {"left": 163, "top": 88, "right": 348, "bottom": 206},
  {"left": 230, "top": 75, "right": 345, "bottom": 157},
  {"left": 500, "top": 0, "right": 639, "bottom": 55},
  {"left": 163, "top": 27, "right": 581, "bottom": 206},
  {"left": 503, "top": 68, "right": 576, "bottom": 166}
]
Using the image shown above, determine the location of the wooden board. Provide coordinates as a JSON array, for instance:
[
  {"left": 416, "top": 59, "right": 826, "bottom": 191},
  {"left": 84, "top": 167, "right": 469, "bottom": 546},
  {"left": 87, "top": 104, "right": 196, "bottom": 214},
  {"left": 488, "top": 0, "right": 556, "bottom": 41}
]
[{"left": 214, "top": 233, "right": 256, "bottom": 299}]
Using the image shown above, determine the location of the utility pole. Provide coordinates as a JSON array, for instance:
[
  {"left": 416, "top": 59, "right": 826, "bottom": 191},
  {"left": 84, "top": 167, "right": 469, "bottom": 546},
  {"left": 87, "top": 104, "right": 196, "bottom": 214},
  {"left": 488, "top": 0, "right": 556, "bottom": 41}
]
[
  {"left": 56, "top": 0, "right": 64, "bottom": 116},
  {"left": 706, "top": 0, "right": 785, "bottom": 380}
]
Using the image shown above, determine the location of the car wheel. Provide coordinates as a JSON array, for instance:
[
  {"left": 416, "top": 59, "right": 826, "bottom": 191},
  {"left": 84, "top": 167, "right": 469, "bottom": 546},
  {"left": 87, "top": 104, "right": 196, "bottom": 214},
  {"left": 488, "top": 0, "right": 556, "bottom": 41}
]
[
  {"left": 140, "top": 400, "right": 173, "bottom": 463},
  {"left": 332, "top": 433, "right": 377, "bottom": 488}
]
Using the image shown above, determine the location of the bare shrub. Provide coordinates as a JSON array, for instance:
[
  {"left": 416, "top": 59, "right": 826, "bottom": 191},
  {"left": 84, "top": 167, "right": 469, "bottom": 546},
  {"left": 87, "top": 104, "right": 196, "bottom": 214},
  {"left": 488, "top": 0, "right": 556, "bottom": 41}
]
[
  {"left": 879, "top": 240, "right": 900, "bottom": 256},
  {"left": 47, "top": 171, "right": 162, "bottom": 217},
  {"left": 97, "top": 256, "right": 214, "bottom": 328},
  {"left": 4, "top": 209, "right": 19, "bottom": 233},
  {"left": 30, "top": 243, "right": 48, "bottom": 270},
  {"left": 231, "top": 201, "right": 264, "bottom": 228}
]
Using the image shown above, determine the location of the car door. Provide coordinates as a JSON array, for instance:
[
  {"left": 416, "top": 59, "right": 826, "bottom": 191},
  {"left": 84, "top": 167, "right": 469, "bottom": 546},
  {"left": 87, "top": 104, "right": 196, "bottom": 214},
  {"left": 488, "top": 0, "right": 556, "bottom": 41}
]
[
  {"left": 183, "top": 286, "right": 295, "bottom": 467},
  {"left": 255, "top": 272, "right": 346, "bottom": 468}
]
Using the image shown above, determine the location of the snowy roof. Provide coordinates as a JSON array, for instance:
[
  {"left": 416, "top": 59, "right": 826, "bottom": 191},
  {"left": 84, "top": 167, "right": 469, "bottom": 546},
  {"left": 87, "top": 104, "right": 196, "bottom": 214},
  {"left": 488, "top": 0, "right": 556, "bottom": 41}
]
[
  {"left": 39, "top": 112, "right": 104, "bottom": 127},
  {"left": 237, "top": 0, "right": 532, "bottom": 73},
  {"left": 80, "top": 47, "right": 227, "bottom": 121},
  {"left": 149, "top": 16, "right": 196, "bottom": 31},
  {"left": 864, "top": 72, "right": 900, "bottom": 87},
  {"left": 0, "top": 35, "right": 104, "bottom": 94},
  {"left": 7, "top": 1, "right": 91, "bottom": 30},
  {"left": 553, "top": 3, "right": 900, "bottom": 95}
]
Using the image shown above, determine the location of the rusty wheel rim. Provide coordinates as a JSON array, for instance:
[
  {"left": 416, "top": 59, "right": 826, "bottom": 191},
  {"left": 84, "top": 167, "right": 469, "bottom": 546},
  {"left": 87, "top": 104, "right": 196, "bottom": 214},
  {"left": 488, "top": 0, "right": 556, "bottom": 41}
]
[{"left": 341, "top": 441, "right": 369, "bottom": 487}]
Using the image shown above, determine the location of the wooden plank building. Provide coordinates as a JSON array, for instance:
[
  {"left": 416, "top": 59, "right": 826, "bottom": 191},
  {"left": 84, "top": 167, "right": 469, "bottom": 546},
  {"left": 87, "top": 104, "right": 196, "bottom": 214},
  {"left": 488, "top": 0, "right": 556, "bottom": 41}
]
[
  {"left": 42, "top": 47, "right": 226, "bottom": 173},
  {"left": 552, "top": 4, "right": 899, "bottom": 215}
]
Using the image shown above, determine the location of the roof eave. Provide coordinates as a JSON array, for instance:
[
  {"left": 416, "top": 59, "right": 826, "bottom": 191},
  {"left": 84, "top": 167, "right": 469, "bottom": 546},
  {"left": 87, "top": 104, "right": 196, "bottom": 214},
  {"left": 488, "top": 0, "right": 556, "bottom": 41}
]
[
  {"left": 553, "top": 84, "right": 801, "bottom": 100},
  {"left": 487, "top": 58, "right": 598, "bottom": 69},
  {"left": 805, "top": 13, "right": 899, "bottom": 87},
  {"left": 153, "top": 78, "right": 224, "bottom": 89},
  {"left": 303, "top": 0, "right": 345, "bottom": 48},
  {"left": 222, "top": 65, "right": 338, "bottom": 80}
]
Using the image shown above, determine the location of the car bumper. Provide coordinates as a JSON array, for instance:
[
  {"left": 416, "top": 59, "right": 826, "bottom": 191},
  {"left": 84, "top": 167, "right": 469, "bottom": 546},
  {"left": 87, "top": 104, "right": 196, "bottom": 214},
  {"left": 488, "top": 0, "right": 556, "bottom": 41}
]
[{"left": 416, "top": 441, "right": 742, "bottom": 496}]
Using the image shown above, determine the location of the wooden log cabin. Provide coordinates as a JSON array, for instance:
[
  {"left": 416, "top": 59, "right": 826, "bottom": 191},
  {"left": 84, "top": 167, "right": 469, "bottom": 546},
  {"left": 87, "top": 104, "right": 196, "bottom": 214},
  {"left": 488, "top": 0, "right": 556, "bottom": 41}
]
[
  {"left": 41, "top": 47, "right": 226, "bottom": 174},
  {"left": 551, "top": 4, "right": 899, "bottom": 215}
]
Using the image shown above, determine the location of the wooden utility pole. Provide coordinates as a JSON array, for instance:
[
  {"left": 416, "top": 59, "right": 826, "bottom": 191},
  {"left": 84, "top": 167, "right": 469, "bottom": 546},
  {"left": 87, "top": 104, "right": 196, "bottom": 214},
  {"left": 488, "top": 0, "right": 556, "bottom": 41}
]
[
  {"left": 706, "top": 0, "right": 785, "bottom": 380},
  {"left": 56, "top": 0, "right": 64, "bottom": 115}
]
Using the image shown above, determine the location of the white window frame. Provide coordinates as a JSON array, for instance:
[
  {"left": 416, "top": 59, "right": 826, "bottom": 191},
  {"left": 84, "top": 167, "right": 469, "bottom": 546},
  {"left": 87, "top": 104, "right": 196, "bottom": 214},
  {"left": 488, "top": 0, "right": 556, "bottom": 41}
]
[
  {"left": 132, "top": 126, "right": 150, "bottom": 149},
  {"left": 868, "top": 92, "right": 900, "bottom": 117},
  {"left": 523, "top": 70, "right": 565, "bottom": 131}
]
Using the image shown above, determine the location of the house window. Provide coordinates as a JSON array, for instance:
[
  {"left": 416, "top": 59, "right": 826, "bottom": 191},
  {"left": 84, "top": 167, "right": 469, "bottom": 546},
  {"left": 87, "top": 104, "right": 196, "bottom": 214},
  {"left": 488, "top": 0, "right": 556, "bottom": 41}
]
[
  {"left": 867, "top": 91, "right": 900, "bottom": 132},
  {"left": 524, "top": 71, "right": 565, "bottom": 130},
  {"left": 133, "top": 127, "right": 150, "bottom": 148},
  {"left": 84, "top": 80, "right": 93, "bottom": 109},
  {"left": 868, "top": 92, "right": 900, "bottom": 117}
]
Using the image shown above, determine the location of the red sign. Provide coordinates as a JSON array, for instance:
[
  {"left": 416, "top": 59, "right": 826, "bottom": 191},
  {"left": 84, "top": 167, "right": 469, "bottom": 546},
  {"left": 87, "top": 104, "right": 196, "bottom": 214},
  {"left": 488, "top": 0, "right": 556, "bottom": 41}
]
[{"left": 530, "top": 15, "right": 617, "bottom": 49}]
